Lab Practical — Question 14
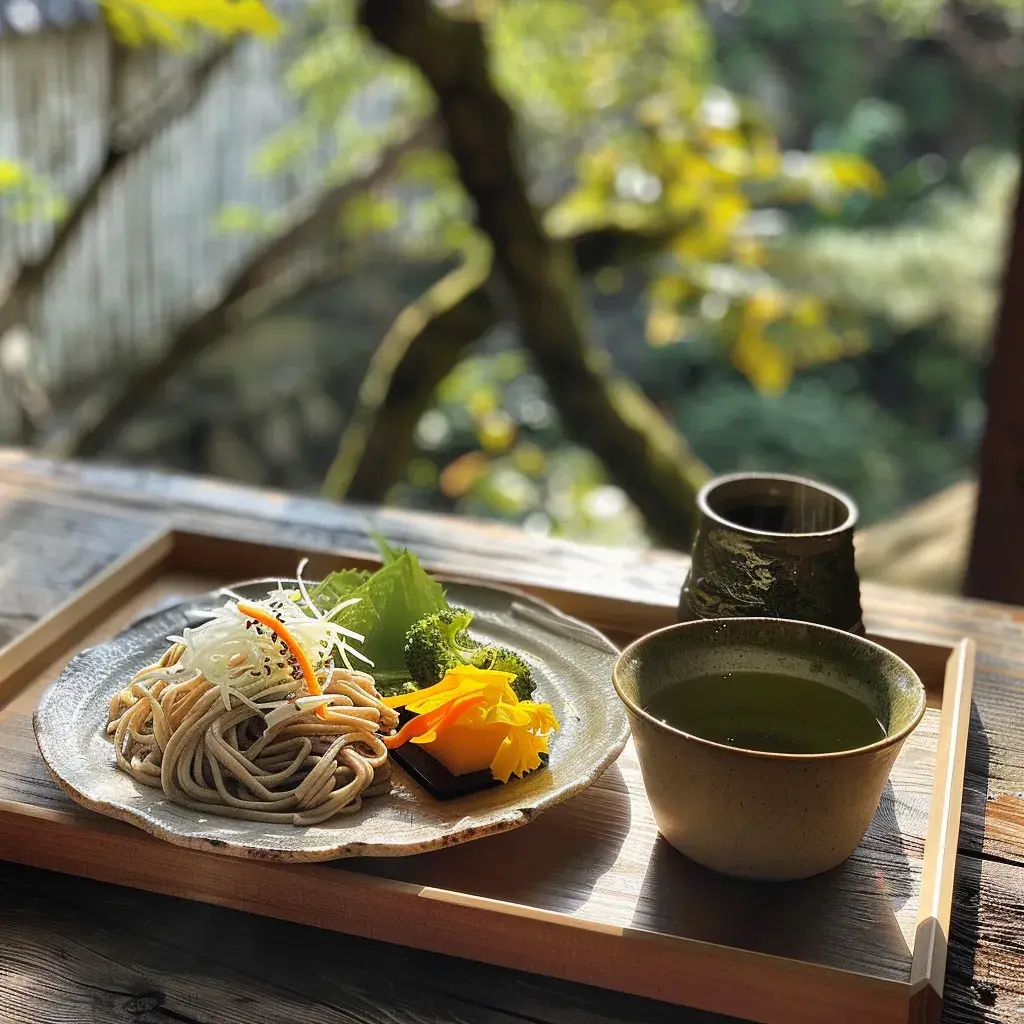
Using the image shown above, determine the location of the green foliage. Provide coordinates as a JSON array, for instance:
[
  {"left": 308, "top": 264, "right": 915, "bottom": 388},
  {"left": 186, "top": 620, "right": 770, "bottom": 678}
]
[
  {"left": 391, "top": 351, "right": 649, "bottom": 547},
  {"left": 777, "top": 150, "right": 1019, "bottom": 353},
  {"left": 6, "top": 0, "right": 1011, "bottom": 558},
  {"left": 673, "top": 378, "right": 968, "bottom": 523},
  {"left": 848, "top": 0, "right": 1023, "bottom": 36},
  {"left": 275, "top": 0, "right": 431, "bottom": 170},
  {"left": 491, "top": 0, "right": 883, "bottom": 394},
  {"left": 394, "top": 311, "right": 980, "bottom": 536},
  {"left": 214, "top": 203, "right": 276, "bottom": 234}
]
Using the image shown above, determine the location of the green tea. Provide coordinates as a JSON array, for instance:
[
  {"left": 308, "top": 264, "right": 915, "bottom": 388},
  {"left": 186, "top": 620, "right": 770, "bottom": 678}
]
[{"left": 644, "top": 671, "right": 885, "bottom": 754}]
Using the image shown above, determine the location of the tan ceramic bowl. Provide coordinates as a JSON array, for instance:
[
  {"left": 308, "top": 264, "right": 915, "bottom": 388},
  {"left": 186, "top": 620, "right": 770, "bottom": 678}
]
[{"left": 613, "top": 618, "right": 926, "bottom": 881}]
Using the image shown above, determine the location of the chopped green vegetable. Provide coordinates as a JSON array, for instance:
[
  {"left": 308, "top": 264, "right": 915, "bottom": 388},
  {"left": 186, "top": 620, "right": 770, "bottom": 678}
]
[
  {"left": 404, "top": 607, "right": 536, "bottom": 701},
  {"left": 310, "top": 544, "right": 448, "bottom": 695}
]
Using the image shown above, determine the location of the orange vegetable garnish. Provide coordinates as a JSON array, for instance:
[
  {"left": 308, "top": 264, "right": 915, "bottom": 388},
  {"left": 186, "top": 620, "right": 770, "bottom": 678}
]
[
  {"left": 383, "top": 694, "right": 487, "bottom": 749},
  {"left": 236, "top": 601, "right": 325, "bottom": 715},
  {"left": 383, "top": 665, "right": 559, "bottom": 782}
]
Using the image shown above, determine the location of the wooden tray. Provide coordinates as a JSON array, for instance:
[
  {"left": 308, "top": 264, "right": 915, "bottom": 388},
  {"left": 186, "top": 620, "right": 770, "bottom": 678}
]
[{"left": 0, "top": 528, "right": 976, "bottom": 1024}]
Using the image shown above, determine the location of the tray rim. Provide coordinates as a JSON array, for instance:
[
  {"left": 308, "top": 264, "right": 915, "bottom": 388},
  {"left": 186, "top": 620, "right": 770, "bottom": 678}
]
[{"left": 0, "top": 526, "right": 978, "bottom": 1024}]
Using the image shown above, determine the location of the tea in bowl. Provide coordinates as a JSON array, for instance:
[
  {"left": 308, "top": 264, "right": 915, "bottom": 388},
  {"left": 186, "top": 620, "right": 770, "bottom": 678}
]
[{"left": 612, "top": 617, "right": 926, "bottom": 881}]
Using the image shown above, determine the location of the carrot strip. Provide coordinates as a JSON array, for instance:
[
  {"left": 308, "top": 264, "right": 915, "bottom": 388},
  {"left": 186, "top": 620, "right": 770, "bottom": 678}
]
[
  {"left": 383, "top": 695, "right": 488, "bottom": 750},
  {"left": 236, "top": 601, "right": 322, "bottom": 698}
]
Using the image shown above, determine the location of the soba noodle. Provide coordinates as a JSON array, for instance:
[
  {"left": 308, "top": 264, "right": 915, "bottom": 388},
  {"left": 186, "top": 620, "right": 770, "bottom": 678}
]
[{"left": 106, "top": 647, "right": 399, "bottom": 825}]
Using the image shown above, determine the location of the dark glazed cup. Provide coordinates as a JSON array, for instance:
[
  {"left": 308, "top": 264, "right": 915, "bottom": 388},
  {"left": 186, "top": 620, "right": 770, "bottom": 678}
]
[{"left": 678, "top": 472, "right": 864, "bottom": 634}]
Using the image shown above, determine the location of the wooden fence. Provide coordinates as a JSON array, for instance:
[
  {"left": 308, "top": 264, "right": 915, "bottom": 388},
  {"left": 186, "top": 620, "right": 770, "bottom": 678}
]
[{"left": 0, "top": 20, "right": 323, "bottom": 436}]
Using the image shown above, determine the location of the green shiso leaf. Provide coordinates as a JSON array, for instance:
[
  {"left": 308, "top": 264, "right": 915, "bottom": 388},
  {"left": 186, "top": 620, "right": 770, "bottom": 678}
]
[{"left": 310, "top": 544, "right": 448, "bottom": 693}]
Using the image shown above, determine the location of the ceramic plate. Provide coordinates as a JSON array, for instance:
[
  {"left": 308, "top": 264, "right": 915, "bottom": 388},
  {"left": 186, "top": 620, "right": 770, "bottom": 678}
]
[{"left": 33, "top": 579, "right": 628, "bottom": 862}]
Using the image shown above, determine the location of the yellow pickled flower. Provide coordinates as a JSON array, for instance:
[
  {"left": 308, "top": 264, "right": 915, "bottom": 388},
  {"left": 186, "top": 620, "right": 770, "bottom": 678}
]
[{"left": 384, "top": 665, "right": 560, "bottom": 783}]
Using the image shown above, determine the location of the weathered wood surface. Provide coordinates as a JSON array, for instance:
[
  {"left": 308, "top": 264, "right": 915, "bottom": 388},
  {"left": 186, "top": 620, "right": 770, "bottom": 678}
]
[
  {"left": 0, "top": 705, "right": 941, "bottom": 980},
  {"left": 0, "top": 449, "right": 1022, "bottom": 1023}
]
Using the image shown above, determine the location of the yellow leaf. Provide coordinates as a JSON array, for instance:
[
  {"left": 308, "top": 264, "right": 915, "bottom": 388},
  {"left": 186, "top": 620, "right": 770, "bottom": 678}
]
[
  {"left": 732, "top": 237, "right": 765, "bottom": 268},
  {"left": 467, "top": 388, "right": 497, "bottom": 418},
  {"left": 751, "top": 135, "right": 781, "bottom": 178},
  {"left": 748, "top": 288, "right": 786, "bottom": 321},
  {"left": 732, "top": 297, "right": 792, "bottom": 396},
  {"left": 636, "top": 93, "right": 674, "bottom": 127},
  {"left": 810, "top": 153, "right": 885, "bottom": 197},
  {"left": 477, "top": 411, "right": 516, "bottom": 453},
  {"left": 101, "top": 0, "right": 281, "bottom": 47},
  {"left": 665, "top": 179, "right": 702, "bottom": 213},
  {"left": 0, "top": 160, "right": 25, "bottom": 191},
  {"left": 793, "top": 296, "right": 826, "bottom": 328},
  {"left": 705, "top": 189, "right": 748, "bottom": 237}
]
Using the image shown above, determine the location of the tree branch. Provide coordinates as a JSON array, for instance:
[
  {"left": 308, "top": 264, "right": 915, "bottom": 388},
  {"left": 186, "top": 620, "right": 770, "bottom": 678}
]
[
  {"left": 323, "top": 209, "right": 694, "bottom": 505},
  {"left": 54, "top": 119, "right": 436, "bottom": 459},
  {"left": 0, "top": 41, "right": 237, "bottom": 341},
  {"left": 323, "top": 236, "right": 497, "bottom": 501},
  {"left": 358, "top": 0, "right": 710, "bottom": 548}
]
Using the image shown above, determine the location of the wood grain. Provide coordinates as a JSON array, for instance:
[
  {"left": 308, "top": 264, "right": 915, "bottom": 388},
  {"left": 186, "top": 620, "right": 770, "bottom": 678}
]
[
  {"left": 0, "top": 450, "right": 1022, "bottom": 1024},
  {"left": 0, "top": 485, "right": 158, "bottom": 650},
  {"left": 0, "top": 859, "right": 729, "bottom": 1024}
]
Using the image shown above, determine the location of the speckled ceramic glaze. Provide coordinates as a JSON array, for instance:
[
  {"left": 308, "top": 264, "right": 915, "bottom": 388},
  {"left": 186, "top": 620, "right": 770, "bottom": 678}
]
[
  {"left": 613, "top": 618, "right": 925, "bottom": 881},
  {"left": 34, "top": 580, "right": 628, "bottom": 862},
  {"left": 678, "top": 473, "right": 864, "bottom": 635}
]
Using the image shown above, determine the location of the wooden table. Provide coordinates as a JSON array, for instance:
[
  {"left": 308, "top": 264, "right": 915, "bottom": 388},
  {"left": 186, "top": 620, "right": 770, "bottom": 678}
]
[{"left": 0, "top": 448, "right": 1021, "bottom": 1024}]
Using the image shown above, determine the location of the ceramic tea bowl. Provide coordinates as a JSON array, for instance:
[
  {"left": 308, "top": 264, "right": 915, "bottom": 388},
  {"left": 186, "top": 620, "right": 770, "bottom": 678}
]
[
  {"left": 612, "top": 617, "right": 926, "bottom": 881},
  {"left": 678, "top": 472, "right": 864, "bottom": 635}
]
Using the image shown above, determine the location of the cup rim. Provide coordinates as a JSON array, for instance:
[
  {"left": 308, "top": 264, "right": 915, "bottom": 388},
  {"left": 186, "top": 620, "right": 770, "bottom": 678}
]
[
  {"left": 697, "top": 471, "right": 858, "bottom": 539},
  {"left": 612, "top": 617, "right": 927, "bottom": 762}
]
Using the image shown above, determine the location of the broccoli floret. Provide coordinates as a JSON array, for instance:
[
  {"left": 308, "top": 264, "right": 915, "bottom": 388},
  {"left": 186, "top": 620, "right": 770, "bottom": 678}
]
[
  {"left": 404, "top": 607, "right": 475, "bottom": 685},
  {"left": 404, "top": 608, "right": 536, "bottom": 700},
  {"left": 468, "top": 646, "right": 536, "bottom": 701}
]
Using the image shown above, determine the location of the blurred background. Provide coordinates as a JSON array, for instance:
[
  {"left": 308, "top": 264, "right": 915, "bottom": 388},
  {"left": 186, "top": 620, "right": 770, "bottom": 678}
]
[{"left": 0, "top": 0, "right": 1020, "bottom": 593}]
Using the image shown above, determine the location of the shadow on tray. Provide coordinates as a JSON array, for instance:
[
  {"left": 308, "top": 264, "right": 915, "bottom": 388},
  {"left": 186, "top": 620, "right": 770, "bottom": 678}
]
[
  {"left": 630, "top": 698, "right": 991, "bottom": 1016},
  {"left": 632, "top": 779, "right": 917, "bottom": 981},
  {"left": 348, "top": 761, "right": 633, "bottom": 915}
]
